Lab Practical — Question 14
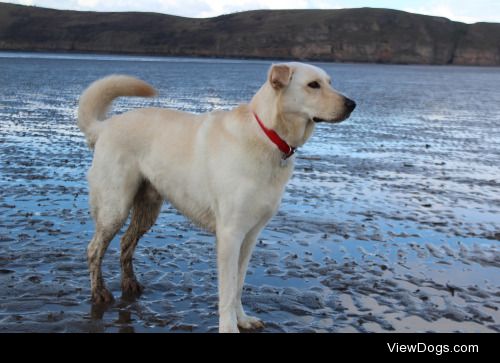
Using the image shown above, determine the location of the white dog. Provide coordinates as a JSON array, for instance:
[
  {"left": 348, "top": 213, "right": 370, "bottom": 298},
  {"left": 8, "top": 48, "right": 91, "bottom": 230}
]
[{"left": 78, "top": 62, "right": 355, "bottom": 332}]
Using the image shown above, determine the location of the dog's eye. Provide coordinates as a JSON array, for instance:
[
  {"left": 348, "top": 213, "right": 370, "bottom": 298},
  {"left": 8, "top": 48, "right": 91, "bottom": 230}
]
[{"left": 308, "top": 81, "right": 321, "bottom": 89}]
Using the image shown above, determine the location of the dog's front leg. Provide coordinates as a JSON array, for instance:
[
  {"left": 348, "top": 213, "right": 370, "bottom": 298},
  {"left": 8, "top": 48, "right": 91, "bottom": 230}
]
[
  {"left": 216, "top": 227, "right": 244, "bottom": 333},
  {"left": 235, "top": 228, "right": 264, "bottom": 330}
]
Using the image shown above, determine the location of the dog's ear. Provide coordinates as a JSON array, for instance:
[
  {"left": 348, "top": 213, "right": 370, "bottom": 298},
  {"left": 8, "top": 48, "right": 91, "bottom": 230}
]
[{"left": 268, "top": 64, "right": 293, "bottom": 90}]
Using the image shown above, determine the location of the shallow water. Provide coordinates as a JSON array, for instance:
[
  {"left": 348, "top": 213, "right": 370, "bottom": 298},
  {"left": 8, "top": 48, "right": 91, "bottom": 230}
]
[{"left": 0, "top": 52, "right": 499, "bottom": 332}]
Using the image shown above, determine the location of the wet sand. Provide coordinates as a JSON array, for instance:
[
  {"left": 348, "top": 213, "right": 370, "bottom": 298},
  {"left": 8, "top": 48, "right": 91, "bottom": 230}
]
[{"left": 0, "top": 54, "right": 499, "bottom": 332}]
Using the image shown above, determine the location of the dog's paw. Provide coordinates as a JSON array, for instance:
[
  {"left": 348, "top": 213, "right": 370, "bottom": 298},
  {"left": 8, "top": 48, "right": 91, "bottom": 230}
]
[
  {"left": 219, "top": 313, "right": 240, "bottom": 333},
  {"left": 92, "top": 288, "right": 115, "bottom": 304},
  {"left": 121, "top": 277, "right": 144, "bottom": 297},
  {"left": 219, "top": 324, "right": 240, "bottom": 333},
  {"left": 237, "top": 315, "right": 265, "bottom": 330}
]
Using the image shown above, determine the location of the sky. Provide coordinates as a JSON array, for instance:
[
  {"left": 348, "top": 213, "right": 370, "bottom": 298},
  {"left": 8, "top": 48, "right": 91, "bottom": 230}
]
[{"left": 4, "top": 0, "right": 500, "bottom": 23}]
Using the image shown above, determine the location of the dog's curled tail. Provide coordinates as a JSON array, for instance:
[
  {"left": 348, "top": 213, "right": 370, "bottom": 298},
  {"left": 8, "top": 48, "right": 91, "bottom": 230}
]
[{"left": 78, "top": 75, "right": 157, "bottom": 148}]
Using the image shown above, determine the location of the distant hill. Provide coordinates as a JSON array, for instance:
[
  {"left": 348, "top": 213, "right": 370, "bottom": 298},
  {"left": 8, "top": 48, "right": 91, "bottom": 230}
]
[{"left": 1, "top": 3, "right": 499, "bottom": 65}]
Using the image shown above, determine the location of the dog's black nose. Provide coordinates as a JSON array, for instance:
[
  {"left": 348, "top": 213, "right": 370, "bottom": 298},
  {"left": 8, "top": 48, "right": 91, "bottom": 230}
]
[{"left": 344, "top": 98, "right": 356, "bottom": 112}]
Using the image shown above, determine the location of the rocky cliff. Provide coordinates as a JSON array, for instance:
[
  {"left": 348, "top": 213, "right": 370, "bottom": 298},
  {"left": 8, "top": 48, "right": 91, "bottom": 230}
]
[{"left": 0, "top": 3, "right": 499, "bottom": 65}]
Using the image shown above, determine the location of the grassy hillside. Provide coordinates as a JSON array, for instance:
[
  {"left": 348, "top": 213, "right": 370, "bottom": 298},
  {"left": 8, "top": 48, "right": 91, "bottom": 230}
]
[{"left": 0, "top": 3, "right": 499, "bottom": 65}]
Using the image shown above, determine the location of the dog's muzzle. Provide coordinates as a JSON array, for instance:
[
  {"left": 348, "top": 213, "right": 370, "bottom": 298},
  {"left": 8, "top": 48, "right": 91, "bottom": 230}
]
[{"left": 313, "top": 97, "right": 356, "bottom": 123}]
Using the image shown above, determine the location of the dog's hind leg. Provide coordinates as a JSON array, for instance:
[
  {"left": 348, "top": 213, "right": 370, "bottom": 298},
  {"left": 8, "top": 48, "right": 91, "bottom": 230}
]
[
  {"left": 87, "top": 166, "right": 140, "bottom": 304},
  {"left": 120, "top": 181, "right": 163, "bottom": 297},
  {"left": 88, "top": 224, "right": 123, "bottom": 304}
]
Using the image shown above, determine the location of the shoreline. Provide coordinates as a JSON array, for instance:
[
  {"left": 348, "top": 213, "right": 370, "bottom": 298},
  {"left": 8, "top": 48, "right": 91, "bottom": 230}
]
[{"left": 2, "top": 50, "right": 500, "bottom": 69}]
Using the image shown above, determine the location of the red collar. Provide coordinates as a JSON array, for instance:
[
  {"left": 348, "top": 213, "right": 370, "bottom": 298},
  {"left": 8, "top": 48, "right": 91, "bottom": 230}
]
[{"left": 252, "top": 112, "right": 296, "bottom": 159}]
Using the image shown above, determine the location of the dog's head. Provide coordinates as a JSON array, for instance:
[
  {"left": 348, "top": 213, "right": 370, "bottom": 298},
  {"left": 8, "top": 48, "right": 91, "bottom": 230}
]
[{"left": 269, "top": 62, "right": 356, "bottom": 124}]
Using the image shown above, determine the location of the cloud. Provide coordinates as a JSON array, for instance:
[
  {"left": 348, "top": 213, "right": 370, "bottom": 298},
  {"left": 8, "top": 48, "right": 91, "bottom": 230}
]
[
  {"left": 403, "top": 0, "right": 500, "bottom": 23},
  {"left": 14, "top": 0, "right": 35, "bottom": 5},
  {"left": 5, "top": 0, "right": 344, "bottom": 17},
  {"left": 404, "top": 4, "right": 477, "bottom": 23},
  {"left": 4, "top": 0, "right": 500, "bottom": 22},
  {"left": 176, "top": 0, "right": 344, "bottom": 18}
]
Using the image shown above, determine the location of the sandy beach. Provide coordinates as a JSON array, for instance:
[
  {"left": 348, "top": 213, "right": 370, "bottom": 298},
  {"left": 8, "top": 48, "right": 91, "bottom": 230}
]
[{"left": 0, "top": 53, "right": 499, "bottom": 332}]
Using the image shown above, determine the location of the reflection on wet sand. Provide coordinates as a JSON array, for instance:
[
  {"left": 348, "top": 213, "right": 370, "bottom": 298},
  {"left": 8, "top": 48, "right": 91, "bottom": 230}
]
[{"left": 0, "top": 54, "right": 499, "bottom": 332}]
